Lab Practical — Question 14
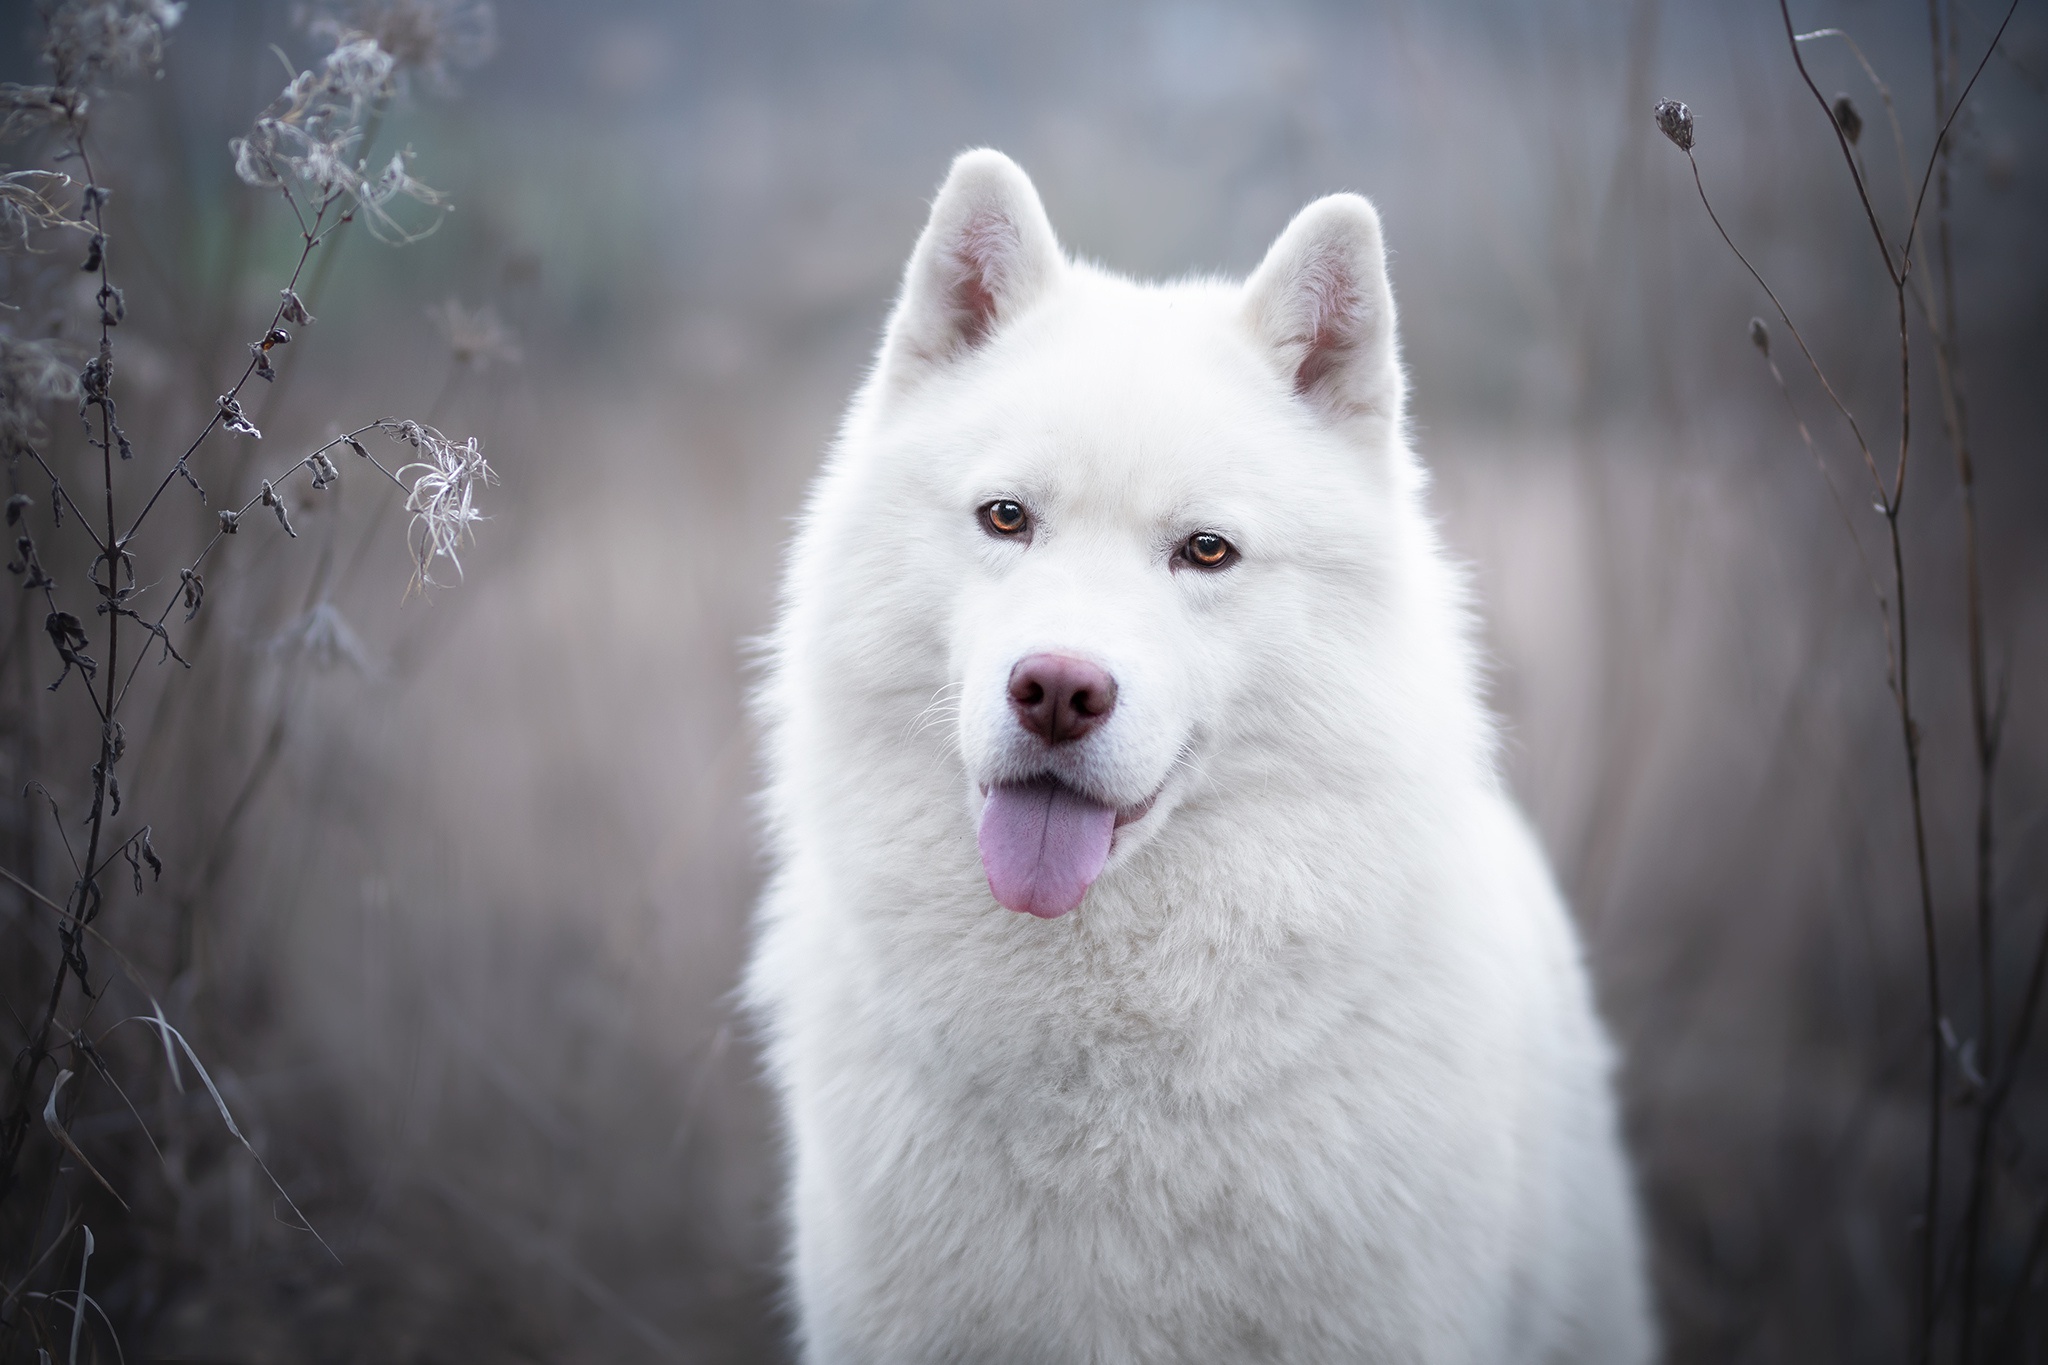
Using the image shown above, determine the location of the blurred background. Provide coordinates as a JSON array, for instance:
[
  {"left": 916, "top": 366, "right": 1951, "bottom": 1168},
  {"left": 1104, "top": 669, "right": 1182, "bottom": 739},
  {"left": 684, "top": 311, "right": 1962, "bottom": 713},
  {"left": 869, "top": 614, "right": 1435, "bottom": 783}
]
[{"left": 1, "top": 0, "right": 2045, "bottom": 1360}]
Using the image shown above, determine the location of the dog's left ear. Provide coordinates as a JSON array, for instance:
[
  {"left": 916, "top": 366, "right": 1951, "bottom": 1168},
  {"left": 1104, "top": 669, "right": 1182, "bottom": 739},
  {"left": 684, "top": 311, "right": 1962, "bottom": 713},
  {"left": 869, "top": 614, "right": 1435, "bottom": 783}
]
[
  {"left": 879, "top": 149, "right": 1065, "bottom": 393},
  {"left": 1242, "top": 194, "right": 1403, "bottom": 431}
]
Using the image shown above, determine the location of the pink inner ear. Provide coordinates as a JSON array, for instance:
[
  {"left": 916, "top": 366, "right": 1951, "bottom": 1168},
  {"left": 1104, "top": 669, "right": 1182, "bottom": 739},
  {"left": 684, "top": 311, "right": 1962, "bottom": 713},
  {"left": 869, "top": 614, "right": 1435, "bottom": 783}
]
[
  {"left": 946, "top": 209, "right": 1020, "bottom": 349},
  {"left": 1292, "top": 247, "right": 1365, "bottom": 395}
]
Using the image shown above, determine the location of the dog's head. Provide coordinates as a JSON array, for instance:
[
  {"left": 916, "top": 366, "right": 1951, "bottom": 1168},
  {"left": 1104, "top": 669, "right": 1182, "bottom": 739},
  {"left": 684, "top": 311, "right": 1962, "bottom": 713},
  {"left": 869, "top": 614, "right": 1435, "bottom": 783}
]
[{"left": 822, "top": 150, "right": 1446, "bottom": 920}]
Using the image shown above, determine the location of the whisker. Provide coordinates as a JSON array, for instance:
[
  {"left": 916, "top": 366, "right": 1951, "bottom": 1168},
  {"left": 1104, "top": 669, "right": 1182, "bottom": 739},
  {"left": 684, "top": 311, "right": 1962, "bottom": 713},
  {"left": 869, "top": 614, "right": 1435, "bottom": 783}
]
[
  {"left": 1169, "top": 748, "right": 1212, "bottom": 788},
  {"left": 905, "top": 681, "right": 967, "bottom": 740}
]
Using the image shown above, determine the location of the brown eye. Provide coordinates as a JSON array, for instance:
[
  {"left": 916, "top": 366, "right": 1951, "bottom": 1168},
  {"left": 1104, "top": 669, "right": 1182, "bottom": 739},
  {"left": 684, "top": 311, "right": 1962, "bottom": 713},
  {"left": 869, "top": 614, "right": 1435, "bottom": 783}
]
[
  {"left": 981, "top": 500, "right": 1029, "bottom": 537},
  {"left": 1183, "top": 531, "right": 1235, "bottom": 570}
]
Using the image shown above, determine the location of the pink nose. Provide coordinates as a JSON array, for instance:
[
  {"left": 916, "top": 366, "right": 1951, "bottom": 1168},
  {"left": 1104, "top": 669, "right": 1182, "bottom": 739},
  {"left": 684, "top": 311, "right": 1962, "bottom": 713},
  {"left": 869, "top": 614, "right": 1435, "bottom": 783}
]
[{"left": 1008, "top": 654, "right": 1117, "bottom": 745}]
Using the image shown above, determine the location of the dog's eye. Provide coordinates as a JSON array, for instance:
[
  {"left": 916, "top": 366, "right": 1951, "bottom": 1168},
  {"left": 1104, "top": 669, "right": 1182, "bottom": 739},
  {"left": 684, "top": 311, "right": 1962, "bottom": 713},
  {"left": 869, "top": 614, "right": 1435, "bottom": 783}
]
[
  {"left": 1182, "top": 532, "right": 1236, "bottom": 570},
  {"left": 981, "top": 500, "right": 1029, "bottom": 538}
]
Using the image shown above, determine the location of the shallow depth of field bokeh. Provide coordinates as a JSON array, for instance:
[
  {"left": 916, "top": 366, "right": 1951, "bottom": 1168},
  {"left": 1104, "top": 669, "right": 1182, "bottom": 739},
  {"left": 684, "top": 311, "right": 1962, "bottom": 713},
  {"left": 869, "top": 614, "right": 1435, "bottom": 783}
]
[{"left": 2, "top": 1, "right": 2046, "bottom": 1361}]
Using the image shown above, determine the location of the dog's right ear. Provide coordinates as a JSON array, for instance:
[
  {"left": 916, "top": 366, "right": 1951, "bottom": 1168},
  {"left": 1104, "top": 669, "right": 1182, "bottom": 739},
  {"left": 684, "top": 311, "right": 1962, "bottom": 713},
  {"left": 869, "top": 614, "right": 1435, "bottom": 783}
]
[{"left": 879, "top": 150, "right": 1064, "bottom": 392}]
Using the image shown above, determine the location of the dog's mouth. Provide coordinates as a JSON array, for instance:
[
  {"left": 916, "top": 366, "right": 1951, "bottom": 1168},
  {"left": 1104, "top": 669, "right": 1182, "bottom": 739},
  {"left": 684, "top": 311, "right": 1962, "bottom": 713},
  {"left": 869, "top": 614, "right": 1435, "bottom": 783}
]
[{"left": 975, "top": 777, "right": 1163, "bottom": 920}]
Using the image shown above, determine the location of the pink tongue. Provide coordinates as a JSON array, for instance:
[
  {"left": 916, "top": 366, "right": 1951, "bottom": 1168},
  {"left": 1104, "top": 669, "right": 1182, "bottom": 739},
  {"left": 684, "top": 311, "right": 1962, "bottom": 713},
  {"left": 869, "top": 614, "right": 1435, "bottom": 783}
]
[{"left": 978, "top": 779, "right": 1117, "bottom": 919}]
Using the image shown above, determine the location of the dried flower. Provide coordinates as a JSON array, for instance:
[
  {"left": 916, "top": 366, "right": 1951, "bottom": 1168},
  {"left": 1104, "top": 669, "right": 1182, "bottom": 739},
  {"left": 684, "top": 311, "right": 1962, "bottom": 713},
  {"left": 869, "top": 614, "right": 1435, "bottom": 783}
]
[
  {"left": 1749, "top": 317, "right": 1770, "bottom": 357},
  {"left": 40, "top": 0, "right": 184, "bottom": 90},
  {"left": 305, "top": 0, "right": 497, "bottom": 93},
  {"left": 0, "top": 170, "right": 88, "bottom": 245},
  {"left": 0, "top": 332, "right": 82, "bottom": 456},
  {"left": 45, "top": 609, "right": 96, "bottom": 689},
  {"left": 384, "top": 419, "right": 493, "bottom": 588},
  {"left": 122, "top": 825, "right": 161, "bottom": 893},
  {"left": 308, "top": 450, "right": 341, "bottom": 488},
  {"left": 1831, "top": 94, "right": 1863, "bottom": 147},
  {"left": 179, "top": 567, "right": 203, "bottom": 620},
  {"left": 229, "top": 34, "right": 448, "bottom": 241},
  {"left": 78, "top": 340, "right": 111, "bottom": 401},
  {"left": 268, "top": 600, "right": 375, "bottom": 673},
  {"left": 427, "top": 298, "right": 520, "bottom": 370},
  {"left": 217, "top": 394, "right": 261, "bottom": 438},
  {"left": 280, "top": 287, "right": 314, "bottom": 325},
  {"left": 9, "top": 531, "right": 54, "bottom": 590},
  {"left": 1653, "top": 98, "right": 1694, "bottom": 153},
  {"left": 0, "top": 84, "right": 85, "bottom": 140},
  {"left": 260, "top": 479, "right": 297, "bottom": 536},
  {"left": 218, "top": 508, "right": 240, "bottom": 533}
]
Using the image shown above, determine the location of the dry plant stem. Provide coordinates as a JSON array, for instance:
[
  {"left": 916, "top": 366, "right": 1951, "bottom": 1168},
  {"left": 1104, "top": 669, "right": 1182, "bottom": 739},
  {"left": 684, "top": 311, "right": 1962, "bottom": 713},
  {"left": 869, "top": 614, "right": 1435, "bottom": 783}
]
[
  {"left": 1930, "top": 1, "right": 2006, "bottom": 1351},
  {"left": 14, "top": 448, "right": 106, "bottom": 553},
  {"left": 1797, "top": 28, "right": 1918, "bottom": 222},
  {"left": 1683, "top": 167, "right": 1938, "bottom": 1270},
  {"left": 1882, "top": 501, "right": 1942, "bottom": 1365},
  {"left": 165, "top": 429, "right": 413, "bottom": 969},
  {"left": 1680, "top": 150, "right": 1881, "bottom": 490},
  {"left": 1989, "top": 1196, "right": 2048, "bottom": 1360},
  {"left": 1760, "top": 355, "right": 1889, "bottom": 632},
  {"left": 113, "top": 425, "right": 394, "bottom": 712},
  {"left": 0, "top": 25, "right": 480, "bottom": 1321},
  {"left": 124, "top": 187, "right": 342, "bottom": 543},
  {"left": 1779, "top": 2, "right": 1906, "bottom": 286},
  {"left": 0, "top": 126, "right": 119, "bottom": 1210},
  {"left": 1775, "top": 1, "right": 2017, "bottom": 1354},
  {"left": 253, "top": 111, "right": 384, "bottom": 426},
  {"left": 1, "top": 123, "right": 424, "bottom": 1216},
  {"left": 1949, "top": 893, "right": 2048, "bottom": 1351}
]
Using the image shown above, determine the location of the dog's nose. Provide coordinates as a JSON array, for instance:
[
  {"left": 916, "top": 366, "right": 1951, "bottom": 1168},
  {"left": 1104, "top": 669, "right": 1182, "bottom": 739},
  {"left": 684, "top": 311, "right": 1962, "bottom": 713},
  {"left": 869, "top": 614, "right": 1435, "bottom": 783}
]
[{"left": 1008, "top": 654, "right": 1117, "bottom": 745}]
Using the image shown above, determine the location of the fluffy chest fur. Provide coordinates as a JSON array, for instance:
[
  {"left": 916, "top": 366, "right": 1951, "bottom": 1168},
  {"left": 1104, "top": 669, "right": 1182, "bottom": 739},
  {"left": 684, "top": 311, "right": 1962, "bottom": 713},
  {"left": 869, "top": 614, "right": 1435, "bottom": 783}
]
[{"left": 756, "top": 790, "right": 1565, "bottom": 1362}]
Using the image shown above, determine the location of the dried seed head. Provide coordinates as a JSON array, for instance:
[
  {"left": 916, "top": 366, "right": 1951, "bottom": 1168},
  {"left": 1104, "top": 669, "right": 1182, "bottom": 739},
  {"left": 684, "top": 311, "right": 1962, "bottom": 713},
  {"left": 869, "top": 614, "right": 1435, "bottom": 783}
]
[
  {"left": 426, "top": 298, "right": 519, "bottom": 371},
  {"left": 230, "top": 32, "right": 449, "bottom": 242},
  {"left": 0, "top": 86, "right": 82, "bottom": 141},
  {"left": 1653, "top": 98, "right": 1694, "bottom": 153},
  {"left": 218, "top": 508, "right": 239, "bottom": 533},
  {"left": 1749, "top": 318, "right": 1770, "bottom": 357},
  {"left": 41, "top": 0, "right": 185, "bottom": 89},
  {"left": 217, "top": 394, "right": 261, "bottom": 438},
  {"left": 78, "top": 343, "right": 111, "bottom": 401},
  {"left": 279, "top": 288, "right": 313, "bottom": 325},
  {"left": 269, "top": 600, "right": 375, "bottom": 674},
  {"left": 382, "top": 418, "right": 494, "bottom": 590},
  {"left": 1831, "top": 94, "right": 1863, "bottom": 146},
  {"left": 306, "top": 0, "right": 498, "bottom": 93}
]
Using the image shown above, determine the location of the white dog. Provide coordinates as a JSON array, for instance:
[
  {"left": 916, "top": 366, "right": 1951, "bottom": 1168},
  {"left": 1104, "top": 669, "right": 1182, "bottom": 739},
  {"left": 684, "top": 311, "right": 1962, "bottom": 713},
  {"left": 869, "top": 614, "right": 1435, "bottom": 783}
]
[{"left": 745, "top": 149, "right": 1654, "bottom": 1365}]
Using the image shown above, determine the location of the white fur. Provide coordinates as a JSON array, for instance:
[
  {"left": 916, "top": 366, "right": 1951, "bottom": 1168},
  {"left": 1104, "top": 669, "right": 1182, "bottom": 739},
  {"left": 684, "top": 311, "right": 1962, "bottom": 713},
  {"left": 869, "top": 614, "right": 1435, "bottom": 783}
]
[{"left": 745, "top": 149, "right": 1655, "bottom": 1365}]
